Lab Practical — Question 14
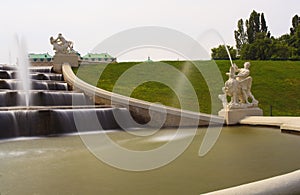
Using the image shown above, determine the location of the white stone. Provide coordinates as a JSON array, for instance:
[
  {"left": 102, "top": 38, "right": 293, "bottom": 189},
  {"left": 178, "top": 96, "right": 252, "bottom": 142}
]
[
  {"left": 50, "top": 33, "right": 75, "bottom": 54},
  {"left": 218, "top": 62, "right": 263, "bottom": 125},
  {"left": 240, "top": 116, "right": 300, "bottom": 133},
  {"left": 204, "top": 170, "right": 300, "bottom": 195},
  {"left": 218, "top": 107, "right": 263, "bottom": 125},
  {"left": 53, "top": 53, "right": 79, "bottom": 73}
]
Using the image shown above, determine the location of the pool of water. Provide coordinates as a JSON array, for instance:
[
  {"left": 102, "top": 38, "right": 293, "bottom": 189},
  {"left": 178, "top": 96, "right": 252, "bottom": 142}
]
[{"left": 1, "top": 126, "right": 300, "bottom": 194}]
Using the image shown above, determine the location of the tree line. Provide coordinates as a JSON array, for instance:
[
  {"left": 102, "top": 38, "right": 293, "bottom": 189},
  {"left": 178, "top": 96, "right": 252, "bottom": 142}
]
[{"left": 211, "top": 10, "right": 300, "bottom": 60}]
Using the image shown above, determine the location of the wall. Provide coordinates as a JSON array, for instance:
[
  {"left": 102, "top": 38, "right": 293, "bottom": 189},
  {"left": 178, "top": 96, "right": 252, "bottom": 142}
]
[{"left": 30, "top": 61, "right": 53, "bottom": 66}]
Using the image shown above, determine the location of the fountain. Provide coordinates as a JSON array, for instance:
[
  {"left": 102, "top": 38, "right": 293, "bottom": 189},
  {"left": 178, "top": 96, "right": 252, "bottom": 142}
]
[
  {"left": 0, "top": 65, "right": 130, "bottom": 137},
  {"left": 15, "top": 35, "right": 31, "bottom": 107},
  {"left": 0, "top": 34, "right": 131, "bottom": 139},
  {"left": 0, "top": 31, "right": 299, "bottom": 194},
  {"left": 216, "top": 43, "right": 263, "bottom": 124}
]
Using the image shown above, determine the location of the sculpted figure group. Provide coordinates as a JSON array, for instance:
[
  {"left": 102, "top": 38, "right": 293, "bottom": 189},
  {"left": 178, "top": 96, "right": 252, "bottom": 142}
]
[
  {"left": 50, "top": 33, "right": 75, "bottom": 54},
  {"left": 219, "top": 62, "right": 258, "bottom": 109}
]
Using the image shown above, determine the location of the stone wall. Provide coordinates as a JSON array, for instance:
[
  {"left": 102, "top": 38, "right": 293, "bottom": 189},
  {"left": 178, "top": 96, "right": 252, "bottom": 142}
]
[{"left": 30, "top": 61, "right": 53, "bottom": 66}]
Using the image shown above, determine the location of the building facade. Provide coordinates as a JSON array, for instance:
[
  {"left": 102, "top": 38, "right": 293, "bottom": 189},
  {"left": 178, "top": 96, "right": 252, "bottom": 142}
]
[
  {"left": 28, "top": 53, "right": 53, "bottom": 66},
  {"left": 81, "top": 53, "right": 117, "bottom": 64},
  {"left": 28, "top": 52, "right": 116, "bottom": 66}
]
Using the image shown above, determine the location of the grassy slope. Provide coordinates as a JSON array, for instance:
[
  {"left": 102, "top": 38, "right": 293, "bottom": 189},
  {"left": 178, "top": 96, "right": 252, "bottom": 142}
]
[{"left": 74, "top": 60, "right": 300, "bottom": 116}]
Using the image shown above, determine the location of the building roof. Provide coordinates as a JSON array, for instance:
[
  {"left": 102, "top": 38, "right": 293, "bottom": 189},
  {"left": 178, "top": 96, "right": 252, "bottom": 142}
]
[
  {"left": 82, "top": 53, "right": 114, "bottom": 59},
  {"left": 28, "top": 53, "right": 52, "bottom": 59}
]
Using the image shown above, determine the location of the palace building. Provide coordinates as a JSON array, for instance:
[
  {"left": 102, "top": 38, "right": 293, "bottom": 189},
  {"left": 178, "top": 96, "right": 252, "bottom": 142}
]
[
  {"left": 28, "top": 52, "right": 116, "bottom": 66},
  {"left": 81, "top": 53, "right": 117, "bottom": 64}
]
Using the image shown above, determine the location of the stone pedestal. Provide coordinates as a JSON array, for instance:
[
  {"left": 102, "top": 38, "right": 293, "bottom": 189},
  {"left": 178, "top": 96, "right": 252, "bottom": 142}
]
[
  {"left": 53, "top": 53, "right": 79, "bottom": 73},
  {"left": 219, "top": 107, "right": 263, "bottom": 125}
]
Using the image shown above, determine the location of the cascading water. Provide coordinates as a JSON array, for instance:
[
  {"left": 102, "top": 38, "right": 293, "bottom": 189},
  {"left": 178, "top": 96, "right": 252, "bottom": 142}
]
[
  {"left": 15, "top": 35, "right": 31, "bottom": 106},
  {"left": 0, "top": 61, "right": 131, "bottom": 138},
  {"left": 0, "top": 35, "right": 132, "bottom": 139}
]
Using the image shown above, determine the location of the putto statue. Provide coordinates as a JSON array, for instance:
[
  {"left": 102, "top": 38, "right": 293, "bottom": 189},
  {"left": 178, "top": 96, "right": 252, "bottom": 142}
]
[
  {"left": 219, "top": 62, "right": 259, "bottom": 109},
  {"left": 50, "top": 33, "right": 75, "bottom": 54}
]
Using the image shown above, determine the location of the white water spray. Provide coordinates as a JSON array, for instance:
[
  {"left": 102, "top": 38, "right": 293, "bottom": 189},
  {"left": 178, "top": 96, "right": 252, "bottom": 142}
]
[
  {"left": 224, "top": 44, "right": 233, "bottom": 67},
  {"left": 15, "top": 35, "right": 31, "bottom": 107}
]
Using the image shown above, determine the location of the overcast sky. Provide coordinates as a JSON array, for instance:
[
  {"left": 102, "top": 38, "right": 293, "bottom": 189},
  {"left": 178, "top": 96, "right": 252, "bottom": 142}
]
[{"left": 0, "top": 0, "right": 299, "bottom": 63}]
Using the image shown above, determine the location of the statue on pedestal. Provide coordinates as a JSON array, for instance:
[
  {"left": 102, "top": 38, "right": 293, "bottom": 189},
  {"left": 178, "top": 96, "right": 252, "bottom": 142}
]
[
  {"left": 50, "top": 33, "right": 75, "bottom": 54},
  {"left": 50, "top": 33, "right": 79, "bottom": 73},
  {"left": 219, "top": 62, "right": 259, "bottom": 110}
]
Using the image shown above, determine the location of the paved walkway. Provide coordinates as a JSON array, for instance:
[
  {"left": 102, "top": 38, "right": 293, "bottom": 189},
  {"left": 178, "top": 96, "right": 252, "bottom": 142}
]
[{"left": 239, "top": 116, "right": 300, "bottom": 132}]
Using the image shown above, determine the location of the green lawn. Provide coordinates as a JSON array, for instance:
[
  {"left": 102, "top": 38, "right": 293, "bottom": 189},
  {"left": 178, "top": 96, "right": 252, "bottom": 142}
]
[{"left": 74, "top": 60, "right": 300, "bottom": 116}]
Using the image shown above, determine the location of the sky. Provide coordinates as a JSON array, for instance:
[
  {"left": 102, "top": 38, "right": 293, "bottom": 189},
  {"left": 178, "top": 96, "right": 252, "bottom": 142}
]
[{"left": 0, "top": 0, "right": 299, "bottom": 63}]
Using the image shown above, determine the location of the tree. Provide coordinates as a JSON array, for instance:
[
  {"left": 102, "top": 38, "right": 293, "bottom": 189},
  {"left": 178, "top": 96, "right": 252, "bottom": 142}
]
[
  {"left": 290, "top": 15, "right": 299, "bottom": 35},
  {"left": 252, "top": 10, "right": 261, "bottom": 34},
  {"left": 211, "top": 45, "right": 237, "bottom": 60},
  {"left": 261, "top": 13, "right": 270, "bottom": 37},
  {"left": 245, "top": 19, "right": 253, "bottom": 44},
  {"left": 236, "top": 10, "right": 271, "bottom": 45},
  {"left": 234, "top": 19, "right": 247, "bottom": 52},
  {"left": 270, "top": 40, "right": 290, "bottom": 60},
  {"left": 240, "top": 32, "right": 273, "bottom": 60},
  {"left": 246, "top": 10, "right": 261, "bottom": 44},
  {"left": 288, "top": 14, "right": 300, "bottom": 59},
  {"left": 223, "top": 12, "right": 300, "bottom": 61}
]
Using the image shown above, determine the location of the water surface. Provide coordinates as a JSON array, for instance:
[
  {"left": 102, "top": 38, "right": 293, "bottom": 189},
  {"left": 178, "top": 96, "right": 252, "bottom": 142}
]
[{"left": 1, "top": 126, "right": 300, "bottom": 194}]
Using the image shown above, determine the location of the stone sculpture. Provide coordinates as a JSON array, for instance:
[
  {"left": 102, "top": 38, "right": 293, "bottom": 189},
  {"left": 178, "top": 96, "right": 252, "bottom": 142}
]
[
  {"left": 50, "top": 33, "right": 75, "bottom": 54},
  {"left": 219, "top": 62, "right": 259, "bottom": 110},
  {"left": 50, "top": 33, "right": 79, "bottom": 73}
]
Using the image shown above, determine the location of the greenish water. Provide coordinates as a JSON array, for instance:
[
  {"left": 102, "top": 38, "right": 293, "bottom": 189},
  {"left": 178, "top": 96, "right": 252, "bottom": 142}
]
[{"left": 1, "top": 126, "right": 300, "bottom": 194}]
